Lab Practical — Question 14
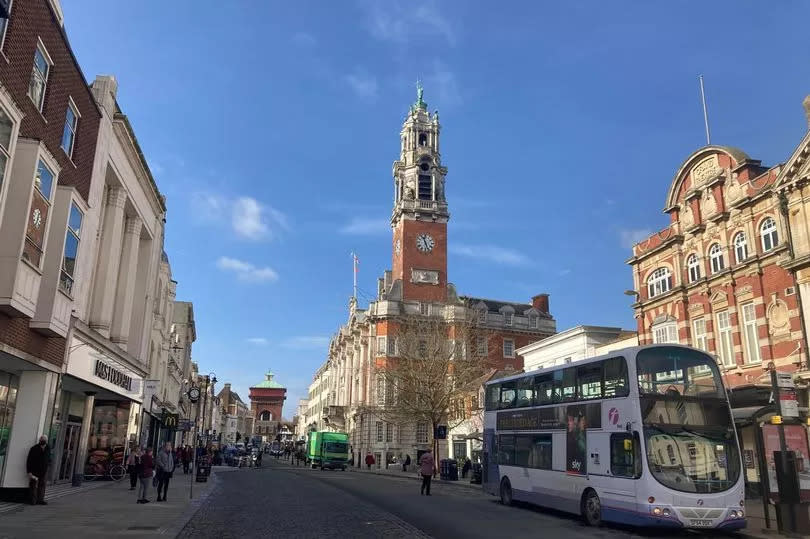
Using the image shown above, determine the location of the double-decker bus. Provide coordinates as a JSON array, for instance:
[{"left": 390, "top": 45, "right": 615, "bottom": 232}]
[{"left": 483, "top": 344, "right": 745, "bottom": 530}]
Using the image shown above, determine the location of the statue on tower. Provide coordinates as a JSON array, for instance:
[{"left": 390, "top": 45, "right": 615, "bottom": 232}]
[{"left": 415, "top": 79, "right": 426, "bottom": 109}]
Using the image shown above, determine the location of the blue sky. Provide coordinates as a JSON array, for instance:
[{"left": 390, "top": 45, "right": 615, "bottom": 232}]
[{"left": 62, "top": 1, "right": 810, "bottom": 417}]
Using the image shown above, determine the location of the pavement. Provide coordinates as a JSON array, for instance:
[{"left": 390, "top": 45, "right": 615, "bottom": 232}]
[{"left": 0, "top": 466, "right": 232, "bottom": 538}]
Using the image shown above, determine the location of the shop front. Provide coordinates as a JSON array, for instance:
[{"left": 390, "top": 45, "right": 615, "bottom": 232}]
[{"left": 58, "top": 330, "right": 145, "bottom": 485}]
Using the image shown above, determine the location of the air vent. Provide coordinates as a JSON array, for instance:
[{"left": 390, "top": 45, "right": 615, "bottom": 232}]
[{"left": 786, "top": 287, "right": 796, "bottom": 296}]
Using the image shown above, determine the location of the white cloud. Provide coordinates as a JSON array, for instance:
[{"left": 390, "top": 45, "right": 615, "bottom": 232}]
[
  {"left": 192, "top": 192, "right": 288, "bottom": 241},
  {"left": 449, "top": 244, "right": 529, "bottom": 266},
  {"left": 246, "top": 337, "right": 269, "bottom": 346},
  {"left": 292, "top": 32, "right": 317, "bottom": 47},
  {"left": 216, "top": 256, "right": 279, "bottom": 283},
  {"left": 282, "top": 336, "right": 330, "bottom": 350},
  {"left": 558, "top": 268, "right": 572, "bottom": 276},
  {"left": 366, "top": 0, "right": 455, "bottom": 45},
  {"left": 340, "top": 217, "right": 389, "bottom": 235},
  {"left": 619, "top": 228, "right": 653, "bottom": 249},
  {"left": 345, "top": 69, "right": 378, "bottom": 99}
]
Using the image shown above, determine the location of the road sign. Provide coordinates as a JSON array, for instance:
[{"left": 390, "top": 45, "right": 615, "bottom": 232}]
[
  {"left": 178, "top": 419, "right": 193, "bottom": 432},
  {"left": 435, "top": 425, "right": 447, "bottom": 439}
]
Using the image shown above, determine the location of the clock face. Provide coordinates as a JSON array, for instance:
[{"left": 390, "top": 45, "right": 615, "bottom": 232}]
[
  {"left": 188, "top": 387, "right": 201, "bottom": 402},
  {"left": 395, "top": 239, "right": 401, "bottom": 256},
  {"left": 32, "top": 208, "right": 42, "bottom": 229},
  {"left": 416, "top": 233, "right": 435, "bottom": 253}
]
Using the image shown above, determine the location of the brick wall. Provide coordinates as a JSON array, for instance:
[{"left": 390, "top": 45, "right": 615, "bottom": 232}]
[
  {"left": 0, "top": 312, "right": 64, "bottom": 366},
  {"left": 0, "top": 0, "right": 100, "bottom": 201}
]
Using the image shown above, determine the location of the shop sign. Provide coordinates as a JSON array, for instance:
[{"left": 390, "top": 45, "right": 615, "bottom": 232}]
[
  {"left": 94, "top": 360, "right": 132, "bottom": 391},
  {"left": 773, "top": 372, "right": 799, "bottom": 418},
  {"left": 178, "top": 419, "right": 193, "bottom": 432}
]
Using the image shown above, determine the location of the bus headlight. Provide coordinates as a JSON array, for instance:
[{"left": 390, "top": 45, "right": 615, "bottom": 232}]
[
  {"left": 652, "top": 507, "right": 662, "bottom": 516},
  {"left": 729, "top": 510, "right": 738, "bottom": 519},
  {"left": 738, "top": 510, "right": 744, "bottom": 518},
  {"left": 662, "top": 508, "right": 671, "bottom": 517}
]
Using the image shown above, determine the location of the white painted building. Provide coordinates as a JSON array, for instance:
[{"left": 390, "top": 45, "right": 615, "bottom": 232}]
[
  {"left": 518, "top": 326, "right": 636, "bottom": 371},
  {"left": 295, "top": 398, "right": 309, "bottom": 440}
]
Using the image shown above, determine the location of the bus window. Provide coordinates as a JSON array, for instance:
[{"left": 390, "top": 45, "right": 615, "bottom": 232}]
[
  {"left": 486, "top": 384, "right": 500, "bottom": 411},
  {"left": 534, "top": 374, "right": 554, "bottom": 405},
  {"left": 561, "top": 367, "right": 577, "bottom": 401},
  {"left": 552, "top": 371, "right": 564, "bottom": 402},
  {"left": 515, "top": 435, "right": 532, "bottom": 466},
  {"left": 577, "top": 363, "right": 603, "bottom": 400},
  {"left": 604, "top": 357, "right": 629, "bottom": 397},
  {"left": 516, "top": 377, "right": 534, "bottom": 407},
  {"left": 610, "top": 433, "right": 640, "bottom": 478},
  {"left": 530, "top": 434, "right": 552, "bottom": 470},
  {"left": 498, "top": 435, "right": 515, "bottom": 465},
  {"left": 500, "top": 381, "right": 517, "bottom": 409}
]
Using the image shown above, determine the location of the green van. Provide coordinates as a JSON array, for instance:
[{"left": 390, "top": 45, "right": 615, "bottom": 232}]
[{"left": 308, "top": 431, "right": 349, "bottom": 470}]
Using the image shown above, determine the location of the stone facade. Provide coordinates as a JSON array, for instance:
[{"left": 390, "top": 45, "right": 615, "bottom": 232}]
[{"left": 248, "top": 372, "right": 286, "bottom": 442}]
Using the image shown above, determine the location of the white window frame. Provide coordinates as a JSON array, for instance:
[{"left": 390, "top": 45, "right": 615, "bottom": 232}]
[
  {"left": 29, "top": 39, "right": 52, "bottom": 112},
  {"left": 476, "top": 335, "right": 488, "bottom": 356},
  {"left": 528, "top": 314, "right": 538, "bottom": 329},
  {"left": 734, "top": 232, "right": 748, "bottom": 264},
  {"left": 376, "top": 421, "right": 383, "bottom": 442},
  {"left": 692, "top": 318, "right": 708, "bottom": 351},
  {"left": 503, "top": 338, "right": 515, "bottom": 358},
  {"left": 477, "top": 308, "right": 486, "bottom": 324},
  {"left": 61, "top": 97, "right": 80, "bottom": 159},
  {"left": 504, "top": 312, "right": 513, "bottom": 326},
  {"left": 59, "top": 202, "right": 82, "bottom": 296},
  {"left": 742, "top": 302, "right": 761, "bottom": 364},
  {"left": 376, "top": 337, "right": 385, "bottom": 355},
  {"left": 376, "top": 375, "right": 385, "bottom": 405},
  {"left": 0, "top": 0, "right": 13, "bottom": 53},
  {"left": 387, "top": 337, "right": 396, "bottom": 356},
  {"left": 419, "top": 302, "right": 430, "bottom": 316},
  {"left": 416, "top": 422, "right": 428, "bottom": 444},
  {"left": 652, "top": 322, "right": 678, "bottom": 344},
  {"left": 385, "top": 422, "right": 393, "bottom": 443},
  {"left": 647, "top": 267, "right": 672, "bottom": 297},
  {"left": 709, "top": 244, "right": 725, "bottom": 274},
  {"left": 761, "top": 217, "right": 779, "bottom": 252},
  {"left": 687, "top": 254, "right": 700, "bottom": 283},
  {"left": 716, "top": 311, "right": 735, "bottom": 367}
]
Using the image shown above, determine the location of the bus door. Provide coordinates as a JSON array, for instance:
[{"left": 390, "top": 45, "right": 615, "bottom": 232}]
[{"left": 483, "top": 428, "right": 499, "bottom": 495}]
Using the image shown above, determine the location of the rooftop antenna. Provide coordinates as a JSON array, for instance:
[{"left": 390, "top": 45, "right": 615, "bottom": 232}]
[{"left": 699, "top": 75, "right": 711, "bottom": 145}]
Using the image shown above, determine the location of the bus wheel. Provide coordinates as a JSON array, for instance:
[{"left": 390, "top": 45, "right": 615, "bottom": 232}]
[
  {"left": 581, "top": 489, "right": 602, "bottom": 527},
  {"left": 499, "top": 478, "right": 513, "bottom": 506}
]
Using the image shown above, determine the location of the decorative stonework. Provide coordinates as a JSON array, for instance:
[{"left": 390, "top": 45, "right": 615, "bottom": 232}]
[
  {"left": 107, "top": 186, "right": 127, "bottom": 209},
  {"left": 124, "top": 217, "right": 142, "bottom": 236},
  {"left": 703, "top": 187, "right": 717, "bottom": 216},
  {"left": 767, "top": 296, "right": 790, "bottom": 336},
  {"left": 709, "top": 290, "right": 728, "bottom": 307},
  {"left": 411, "top": 269, "right": 439, "bottom": 285},
  {"left": 691, "top": 155, "right": 721, "bottom": 186},
  {"left": 726, "top": 176, "right": 744, "bottom": 205},
  {"left": 680, "top": 203, "right": 694, "bottom": 229},
  {"left": 688, "top": 303, "right": 705, "bottom": 314}
]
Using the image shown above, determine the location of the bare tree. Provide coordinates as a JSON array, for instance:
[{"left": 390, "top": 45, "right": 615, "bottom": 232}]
[{"left": 371, "top": 306, "right": 490, "bottom": 471}]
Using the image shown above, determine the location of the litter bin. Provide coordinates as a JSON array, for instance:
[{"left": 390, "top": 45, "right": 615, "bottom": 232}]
[
  {"left": 448, "top": 460, "right": 458, "bottom": 481},
  {"left": 196, "top": 459, "right": 210, "bottom": 482},
  {"left": 439, "top": 459, "right": 450, "bottom": 480},
  {"left": 471, "top": 462, "right": 482, "bottom": 484}
]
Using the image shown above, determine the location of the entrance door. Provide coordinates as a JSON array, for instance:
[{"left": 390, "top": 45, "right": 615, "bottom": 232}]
[{"left": 58, "top": 423, "right": 81, "bottom": 482}]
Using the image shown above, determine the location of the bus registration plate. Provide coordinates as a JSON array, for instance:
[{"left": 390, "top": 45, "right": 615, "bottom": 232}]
[{"left": 689, "top": 519, "right": 713, "bottom": 527}]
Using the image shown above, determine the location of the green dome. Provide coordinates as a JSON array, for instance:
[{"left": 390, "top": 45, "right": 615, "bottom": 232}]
[{"left": 254, "top": 371, "right": 283, "bottom": 388}]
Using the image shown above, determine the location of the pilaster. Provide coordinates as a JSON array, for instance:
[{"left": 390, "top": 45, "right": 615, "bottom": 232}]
[
  {"left": 110, "top": 216, "right": 142, "bottom": 346},
  {"left": 89, "top": 186, "right": 127, "bottom": 337}
]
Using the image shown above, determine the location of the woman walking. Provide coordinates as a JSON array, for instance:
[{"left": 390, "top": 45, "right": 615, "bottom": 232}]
[
  {"left": 137, "top": 447, "right": 154, "bottom": 504},
  {"left": 419, "top": 449, "right": 435, "bottom": 496},
  {"left": 126, "top": 446, "right": 142, "bottom": 490},
  {"left": 155, "top": 442, "right": 175, "bottom": 502}
]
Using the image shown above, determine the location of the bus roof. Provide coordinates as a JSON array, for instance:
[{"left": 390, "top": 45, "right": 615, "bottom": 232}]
[{"left": 485, "top": 343, "right": 705, "bottom": 386}]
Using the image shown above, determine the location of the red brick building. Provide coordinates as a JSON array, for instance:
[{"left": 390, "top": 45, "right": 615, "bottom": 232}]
[
  {"left": 248, "top": 371, "right": 287, "bottom": 441},
  {"left": 627, "top": 145, "right": 803, "bottom": 392},
  {"left": 0, "top": 0, "right": 102, "bottom": 496}
]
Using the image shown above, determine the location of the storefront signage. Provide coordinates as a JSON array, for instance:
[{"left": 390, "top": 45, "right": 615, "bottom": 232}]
[
  {"left": 773, "top": 371, "right": 799, "bottom": 418},
  {"left": 94, "top": 360, "right": 132, "bottom": 391}
]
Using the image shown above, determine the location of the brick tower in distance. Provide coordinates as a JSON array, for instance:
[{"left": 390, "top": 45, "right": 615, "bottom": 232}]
[{"left": 249, "top": 370, "right": 286, "bottom": 442}]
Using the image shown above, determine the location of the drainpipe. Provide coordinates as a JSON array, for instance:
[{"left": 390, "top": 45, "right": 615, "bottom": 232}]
[{"left": 778, "top": 190, "right": 810, "bottom": 370}]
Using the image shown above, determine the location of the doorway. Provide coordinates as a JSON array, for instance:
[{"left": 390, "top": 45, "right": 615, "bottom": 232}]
[{"left": 58, "top": 422, "right": 82, "bottom": 482}]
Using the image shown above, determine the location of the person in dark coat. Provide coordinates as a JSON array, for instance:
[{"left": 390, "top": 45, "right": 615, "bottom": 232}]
[
  {"left": 403, "top": 454, "right": 411, "bottom": 473},
  {"left": 462, "top": 458, "right": 471, "bottom": 479},
  {"left": 137, "top": 447, "right": 154, "bottom": 503},
  {"left": 182, "top": 445, "right": 191, "bottom": 474},
  {"left": 126, "top": 446, "right": 142, "bottom": 490},
  {"left": 26, "top": 436, "right": 50, "bottom": 505}
]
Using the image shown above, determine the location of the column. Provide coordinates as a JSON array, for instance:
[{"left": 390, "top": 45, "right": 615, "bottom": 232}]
[
  {"left": 127, "top": 234, "right": 153, "bottom": 358},
  {"left": 110, "top": 216, "right": 142, "bottom": 346},
  {"left": 90, "top": 186, "right": 127, "bottom": 337},
  {"left": 72, "top": 392, "right": 96, "bottom": 486},
  {"left": 2, "top": 371, "right": 59, "bottom": 488}
]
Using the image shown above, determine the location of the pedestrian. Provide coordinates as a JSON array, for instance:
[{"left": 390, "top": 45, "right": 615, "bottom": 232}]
[
  {"left": 255, "top": 450, "right": 262, "bottom": 469},
  {"left": 182, "top": 445, "right": 191, "bottom": 474},
  {"left": 126, "top": 446, "right": 142, "bottom": 490},
  {"left": 403, "top": 454, "right": 411, "bottom": 473},
  {"left": 462, "top": 458, "right": 471, "bottom": 479},
  {"left": 156, "top": 442, "right": 175, "bottom": 502},
  {"left": 26, "top": 435, "right": 50, "bottom": 505},
  {"left": 138, "top": 447, "right": 154, "bottom": 504},
  {"left": 365, "top": 452, "right": 374, "bottom": 470},
  {"left": 419, "top": 449, "right": 434, "bottom": 496}
]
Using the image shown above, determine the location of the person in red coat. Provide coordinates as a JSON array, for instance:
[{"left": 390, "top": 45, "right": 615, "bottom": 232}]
[
  {"left": 137, "top": 447, "right": 154, "bottom": 504},
  {"left": 365, "top": 452, "right": 375, "bottom": 470}
]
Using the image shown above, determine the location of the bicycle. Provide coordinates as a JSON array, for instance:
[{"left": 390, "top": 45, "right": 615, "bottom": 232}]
[{"left": 83, "top": 459, "right": 127, "bottom": 481}]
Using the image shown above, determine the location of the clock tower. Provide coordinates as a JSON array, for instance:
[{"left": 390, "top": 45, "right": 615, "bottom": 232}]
[{"left": 391, "top": 84, "right": 449, "bottom": 302}]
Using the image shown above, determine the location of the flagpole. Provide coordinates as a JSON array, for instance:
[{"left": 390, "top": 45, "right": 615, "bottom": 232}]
[
  {"left": 351, "top": 252, "right": 357, "bottom": 300},
  {"left": 699, "top": 75, "right": 711, "bottom": 146}
]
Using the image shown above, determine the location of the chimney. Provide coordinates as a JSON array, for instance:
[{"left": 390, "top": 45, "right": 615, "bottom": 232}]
[
  {"left": 532, "top": 294, "right": 550, "bottom": 314},
  {"left": 384, "top": 270, "right": 392, "bottom": 291},
  {"left": 804, "top": 95, "right": 810, "bottom": 129}
]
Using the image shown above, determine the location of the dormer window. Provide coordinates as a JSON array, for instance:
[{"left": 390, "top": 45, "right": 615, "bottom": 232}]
[
  {"left": 418, "top": 133, "right": 427, "bottom": 146},
  {"left": 504, "top": 312, "right": 513, "bottom": 326},
  {"left": 477, "top": 309, "right": 486, "bottom": 324}
]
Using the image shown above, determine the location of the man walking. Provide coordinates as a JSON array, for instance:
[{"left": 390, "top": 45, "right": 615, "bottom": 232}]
[
  {"left": 26, "top": 435, "right": 50, "bottom": 505},
  {"left": 155, "top": 442, "right": 175, "bottom": 502},
  {"left": 419, "top": 449, "right": 435, "bottom": 496}
]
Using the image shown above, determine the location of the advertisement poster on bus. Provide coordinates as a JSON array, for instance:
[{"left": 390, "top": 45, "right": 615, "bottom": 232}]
[
  {"left": 762, "top": 424, "right": 810, "bottom": 501},
  {"left": 565, "top": 404, "right": 601, "bottom": 475}
]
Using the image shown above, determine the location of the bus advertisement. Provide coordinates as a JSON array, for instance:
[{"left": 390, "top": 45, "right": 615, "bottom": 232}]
[{"left": 483, "top": 344, "right": 745, "bottom": 531}]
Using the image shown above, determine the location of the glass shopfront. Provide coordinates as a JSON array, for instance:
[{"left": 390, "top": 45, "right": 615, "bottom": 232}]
[
  {"left": 85, "top": 401, "right": 129, "bottom": 478},
  {"left": 0, "top": 371, "right": 19, "bottom": 484},
  {"left": 49, "top": 391, "right": 87, "bottom": 483}
]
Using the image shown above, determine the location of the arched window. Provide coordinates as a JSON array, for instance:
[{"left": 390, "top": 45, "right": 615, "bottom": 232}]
[
  {"left": 709, "top": 244, "right": 725, "bottom": 274},
  {"left": 260, "top": 410, "right": 272, "bottom": 422},
  {"left": 687, "top": 254, "right": 701, "bottom": 283},
  {"left": 418, "top": 133, "right": 427, "bottom": 146},
  {"left": 734, "top": 232, "right": 748, "bottom": 264},
  {"left": 647, "top": 267, "right": 672, "bottom": 298},
  {"left": 761, "top": 217, "right": 779, "bottom": 252}
]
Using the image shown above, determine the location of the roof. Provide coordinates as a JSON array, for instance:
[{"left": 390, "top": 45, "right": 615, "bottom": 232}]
[
  {"left": 460, "top": 296, "right": 545, "bottom": 316},
  {"left": 253, "top": 371, "right": 284, "bottom": 389}
]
